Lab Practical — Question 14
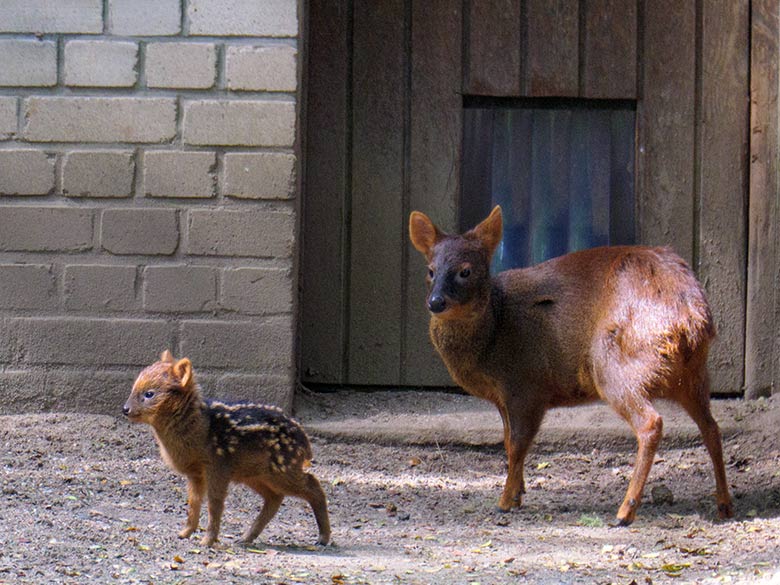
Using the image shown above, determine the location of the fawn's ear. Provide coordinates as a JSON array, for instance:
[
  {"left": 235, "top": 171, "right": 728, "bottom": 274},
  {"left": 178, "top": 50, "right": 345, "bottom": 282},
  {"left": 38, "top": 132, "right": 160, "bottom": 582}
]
[
  {"left": 160, "top": 349, "right": 175, "bottom": 363},
  {"left": 173, "top": 358, "right": 194, "bottom": 389},
  {"left": 409, "top": 211, "right": 443, "bottom": 259},
  {"left": 472, "top": 205, "right": 503, "bottom": 259}
]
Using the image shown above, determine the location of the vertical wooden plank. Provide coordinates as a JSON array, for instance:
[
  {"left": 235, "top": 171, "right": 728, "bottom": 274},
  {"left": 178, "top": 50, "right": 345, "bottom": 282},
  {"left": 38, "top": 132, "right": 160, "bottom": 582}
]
[
  {"left": 581, "top": 0, "right": 638, "bottom": 98},
  {"left": 525, "top": 0, "right": 579, "bottom": 97},
  {"left": 349, "top": 0, "right": 406, "bottom": 385},
  {"left": 465, "top": 0, "right": 522, "bottom": 96},
  {"left": 301, "top": 0, "right": 350, "bottom": 384},
  {"left": 745, "top": 0, "right": 779, "bottom": 398},
  {"left": 698, "top": 0, "right": 749, "bottom": 395},
  {"left": 636, "top": 0, "right": 695, "bottom": 265},
  {"left": 403, "top": 0, "right": 462, "bottom": 386}
]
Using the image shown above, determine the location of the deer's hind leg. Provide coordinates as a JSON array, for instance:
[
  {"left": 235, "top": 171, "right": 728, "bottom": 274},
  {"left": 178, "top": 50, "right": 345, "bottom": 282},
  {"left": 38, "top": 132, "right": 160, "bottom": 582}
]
[
  {"left": 611, "top": 397, "right": 664, "bottom": 525},
  {"left": 673, "top": 369, "right": 733, "bottom": 519},
  {"left": 593, "top": 346, "right": 664, "bottom": 525}
]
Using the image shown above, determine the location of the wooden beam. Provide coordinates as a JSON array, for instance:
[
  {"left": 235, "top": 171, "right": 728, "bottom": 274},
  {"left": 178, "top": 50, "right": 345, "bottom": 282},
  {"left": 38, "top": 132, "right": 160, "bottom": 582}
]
[
  {"left": 698, "top": 0, "right": 749, "bottom": 395},
  {"left": 581, "top": 0, "right": 638, "bottom": 99},
  {"left": 404, "top": 0, "right": 462, "bottom": 386},
  {"left": 300, "top": 0, "right": 350, "bottom": 384},
  {"left": 745, "top": 0, "right": 779, "bottom": 398},
  {"left": 464, "top": 0, "right": 522, "bottom": 96},
  {"left": 349, "top": 0, "right": 406, "bottom": 385},
  {"left": 637, "top": 0, "right": 696, "bottom": 265},
  {"left": 525, "top": 0, "right": 579, "bottom": 96}
]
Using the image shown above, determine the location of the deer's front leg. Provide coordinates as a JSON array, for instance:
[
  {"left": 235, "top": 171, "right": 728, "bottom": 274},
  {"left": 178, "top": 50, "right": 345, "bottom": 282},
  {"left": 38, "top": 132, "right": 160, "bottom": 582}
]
[{"left": 497, "top": 401, "right": 545, "bottom": 512}]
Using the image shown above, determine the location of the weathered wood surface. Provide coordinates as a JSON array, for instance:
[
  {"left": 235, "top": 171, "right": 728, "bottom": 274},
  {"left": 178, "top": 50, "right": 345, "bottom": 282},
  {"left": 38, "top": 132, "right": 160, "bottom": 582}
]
[
  {"left": 349, "top": 0, "right": 406, "bottom": 385},
  {"left": 465, "top": 0, "right": 522, "bottom": 96},
  {"left": 698, "top": 0, "right": 749, "bottom": 394},
  {"left": 525, "top": 0, "right": 579, "bottom": 96},
  {"left": 746, "top": 0, "right": 779, "bottom": 398},
  {"left": 637, "top": 0, "right": 696, "bottom": 265},
  {"left": 581, "top": 0, "right": 637, "bottom": 98},
  {"left": 300, "top": 0, "right": 350, "bottom": 384}
]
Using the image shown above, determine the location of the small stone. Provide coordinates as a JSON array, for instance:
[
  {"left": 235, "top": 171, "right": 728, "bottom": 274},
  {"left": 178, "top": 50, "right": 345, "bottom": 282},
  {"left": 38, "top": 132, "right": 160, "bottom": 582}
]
[{"left": 651, "top": 484, "right": 674, "bottom": 506}]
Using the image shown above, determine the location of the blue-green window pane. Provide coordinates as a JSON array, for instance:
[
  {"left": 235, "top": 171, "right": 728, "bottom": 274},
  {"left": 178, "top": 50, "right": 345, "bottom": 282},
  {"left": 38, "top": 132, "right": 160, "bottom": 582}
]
[{"left": 462, "top": 103, "right": 636, "bottom": 272}]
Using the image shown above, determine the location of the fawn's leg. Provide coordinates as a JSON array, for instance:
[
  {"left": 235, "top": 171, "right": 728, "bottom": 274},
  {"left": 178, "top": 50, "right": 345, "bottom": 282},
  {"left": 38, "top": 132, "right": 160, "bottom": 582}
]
[
  {"left": 676, "top": 373, "right": 733, "bottom": 519},
  {"left": 201, "top": 474, "right": 230, "bottom": 547},
  {"left": 300, "top": 474, "right": 331, "bottom": 545},
  {"left": 497, "top": 399, "right": 545, "bottom": 512},
  {"left": 277, "top": 473, "right": 331, "bottom": 545},
  {"left": 241, "top": 480, "right": 283, "bottom": 544},
  {"left": 179, "top": 474, "right": 205, "bottom": 539}
]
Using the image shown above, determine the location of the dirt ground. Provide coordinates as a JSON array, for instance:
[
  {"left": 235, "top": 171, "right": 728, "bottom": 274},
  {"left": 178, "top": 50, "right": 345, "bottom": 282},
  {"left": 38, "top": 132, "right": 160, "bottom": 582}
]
[{"left": 1, "top": 392, "right": 780, "bottom": 585}]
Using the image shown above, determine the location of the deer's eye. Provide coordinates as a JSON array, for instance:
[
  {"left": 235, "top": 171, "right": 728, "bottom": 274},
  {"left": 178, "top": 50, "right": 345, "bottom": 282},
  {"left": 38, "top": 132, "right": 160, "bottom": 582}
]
[
  {"left": 459, "top": 267, "right": 471, "bottom": 279},
  {"left": 143, "top": 390, "right": 155, "bottom": 400},
  {"left": 428, "top": 268, "right": 434, "bottom": 278}
]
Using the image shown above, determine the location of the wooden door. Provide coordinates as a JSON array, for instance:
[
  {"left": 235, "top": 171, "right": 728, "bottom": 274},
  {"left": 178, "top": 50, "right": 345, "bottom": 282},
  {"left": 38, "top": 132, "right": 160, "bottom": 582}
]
[{"left": 302, "top": 0, "right": 750, "bottom": 395}]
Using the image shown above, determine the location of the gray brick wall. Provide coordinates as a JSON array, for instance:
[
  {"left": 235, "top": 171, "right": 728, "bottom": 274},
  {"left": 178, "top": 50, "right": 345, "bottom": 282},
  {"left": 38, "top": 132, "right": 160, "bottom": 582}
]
[
  {"left": 23, "top": 97, "right": 178, "bottom": 143},
  {"left": 145, "top": 42, "right": 217, "bottom": 89},
  {"left": 0, "top": 98, "right": 17, "bottom": 138},
  {"left": 0, "top": 0, "right": 300, "bottom": 415},
  {"left": 63, "top": 40, "right": 139, "bottom": 87},
  {"left": 0, "top": 39, "right": 57, "bottom": 86},
  {"left": 0, "top": 150, "right": 56, "bottom": 195},
  {"left": 143, "top": 151, "right": 217, "bottom": 198},
  {"left": 62, "top": 151, "right": 135, "bottom": 198}
]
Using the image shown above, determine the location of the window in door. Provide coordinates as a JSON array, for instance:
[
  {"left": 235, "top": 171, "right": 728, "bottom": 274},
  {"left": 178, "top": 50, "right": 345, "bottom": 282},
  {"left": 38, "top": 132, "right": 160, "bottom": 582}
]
[{"left": 461, "top": 98, "right": 636, "bottom": 272}]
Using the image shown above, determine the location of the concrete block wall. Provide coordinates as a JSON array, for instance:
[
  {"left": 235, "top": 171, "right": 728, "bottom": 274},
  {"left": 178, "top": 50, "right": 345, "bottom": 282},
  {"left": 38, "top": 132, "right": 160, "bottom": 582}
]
[{"left": 0, "top": 0, "right": 300, "bottom": 414}]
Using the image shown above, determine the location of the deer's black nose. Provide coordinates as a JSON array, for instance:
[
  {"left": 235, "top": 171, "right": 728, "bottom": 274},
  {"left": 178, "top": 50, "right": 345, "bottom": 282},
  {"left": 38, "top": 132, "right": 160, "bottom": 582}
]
[
  {"left": 122, "top": 404, "right": 130, "bottom": 416},
  {"left": 428, "top": 294, "right": 446, "bottom": 313}
]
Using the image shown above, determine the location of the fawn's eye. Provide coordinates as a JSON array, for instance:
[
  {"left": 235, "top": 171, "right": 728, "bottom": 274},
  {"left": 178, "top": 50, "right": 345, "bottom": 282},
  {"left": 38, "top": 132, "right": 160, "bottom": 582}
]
[
  {"left": 428, "top": 268, "right": 434, "bottom": 278},
  {"left": 459, "top": 267, "right": 471, "bottom": 279},
  {"left": 143, "top": 390, "right": 155, "bottom": 400}
]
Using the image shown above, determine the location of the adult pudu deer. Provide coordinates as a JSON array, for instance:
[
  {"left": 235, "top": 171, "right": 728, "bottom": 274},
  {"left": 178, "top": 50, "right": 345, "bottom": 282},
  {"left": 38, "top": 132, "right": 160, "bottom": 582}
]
[{"left": 409, "top": 205, "right": 733, "bottom": 525}]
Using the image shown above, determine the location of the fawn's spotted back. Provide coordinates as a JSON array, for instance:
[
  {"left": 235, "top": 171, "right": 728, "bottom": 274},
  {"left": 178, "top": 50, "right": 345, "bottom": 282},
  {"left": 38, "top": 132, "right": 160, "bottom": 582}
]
[{"left": 205, "top": 400, "right": 312, "bottom": 473}]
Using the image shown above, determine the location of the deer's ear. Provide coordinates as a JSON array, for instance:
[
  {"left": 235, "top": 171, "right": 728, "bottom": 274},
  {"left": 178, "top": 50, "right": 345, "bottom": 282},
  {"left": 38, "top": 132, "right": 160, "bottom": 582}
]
[
  {"left": 160, "top": 349, "right": 175, "bottom": 363},
  {"left": 173, "top": 358, "right": 194, "bottom": 389},
  {"left": 409, "top": 211, "right": 443, "bottom": 259},
  {"left": 472, "top": 205, "right": 503, "bottom": 259}
]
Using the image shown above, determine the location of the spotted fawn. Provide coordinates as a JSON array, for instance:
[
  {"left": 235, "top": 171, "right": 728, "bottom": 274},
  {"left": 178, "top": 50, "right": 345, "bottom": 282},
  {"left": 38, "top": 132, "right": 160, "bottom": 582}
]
[{"left": 123, "top": 350, "right": 331, "bottom": 547}]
